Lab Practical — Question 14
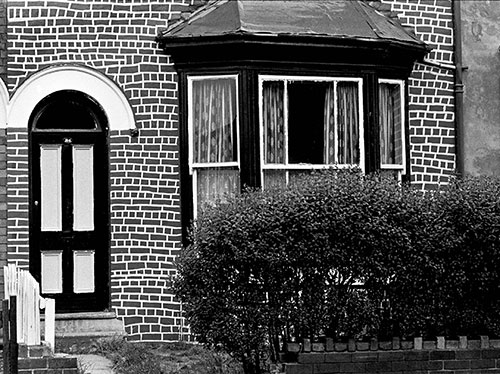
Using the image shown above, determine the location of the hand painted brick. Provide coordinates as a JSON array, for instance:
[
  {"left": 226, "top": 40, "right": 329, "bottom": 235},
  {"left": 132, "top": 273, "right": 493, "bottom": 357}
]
[
  {"left": 5, "top": 0, "right": 459, "bottom": 342},
  {"left": 6, "top": 0, "right": 189, "bottom": 341},
  {"left": 379, "top": 1, "right": 456, "bottom": 189},
  {"left": 6, "top": 128, "right": 29, "bottom": 269}
]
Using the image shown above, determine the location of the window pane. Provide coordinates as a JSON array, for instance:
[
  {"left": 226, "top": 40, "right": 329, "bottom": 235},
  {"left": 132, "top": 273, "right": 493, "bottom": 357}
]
[
  {"left": 263, "top": 81, "right": 285, "bottom": 164},
  {"left": 288, "top": 81, "right": 328, "bottom": 164},
  {"left": 34, "top": 91, "right": 99, "bottom": 130},
  {"left": 379, "top": 82, "right": 403, "bottom": 165},
  {"left": 337, "top": 82, "right": 359, "bottom": 164},
  {"left": 324, "top": 84, "right": 336, "bottom": 164},
  {"left": 192, "top": 78, "right": 237, "bottom": 164},
  {"left": 263, "top": 170, "right": 286, "bottom": 189},
  {"left": 196, "top": 168, "right": 240, "bottom": 214}
]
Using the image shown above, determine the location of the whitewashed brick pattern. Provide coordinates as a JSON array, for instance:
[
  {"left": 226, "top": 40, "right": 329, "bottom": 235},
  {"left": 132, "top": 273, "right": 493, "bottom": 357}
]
[
  {"left": 110, "top": 129, "right": 185, "bottom": 341},
  {"left": 382, "top": 0, "right": 456, "bottom": 189},
  {"left": 0, "top": 129, "right": 7, "bottom": 297},
  {"left": 7, "top": 0, "right": 190, "bottom": 341},
  {"left": 6, "top": 128, "right": 29, "bottom": 269},
  {"left": 387, "top": 0, "right": 454, "bottom": 66}
]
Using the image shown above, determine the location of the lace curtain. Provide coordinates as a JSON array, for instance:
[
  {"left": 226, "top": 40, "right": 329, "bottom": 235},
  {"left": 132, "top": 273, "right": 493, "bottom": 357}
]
[
  {"left": 192, "top": 78, "right": 237, "bottom": 164},
  {"left": 379, "top": 83, "right": 402, "bottom": 165},
  {"left": 191, "top": 78, "right": 239, "bottom": 213},
  {"left": 324, "top": 85, "right": 335, "bottom": 164},
  {"left": 263, "top": 81, "right": 285, "bottom": 164},
  {"left": 336, "top": 82, "right": 359, "bottom": 165}
]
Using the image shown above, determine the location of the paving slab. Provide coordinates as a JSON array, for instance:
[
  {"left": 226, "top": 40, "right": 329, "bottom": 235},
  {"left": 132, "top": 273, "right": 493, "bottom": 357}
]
[{"left": 75, "top": 354, "right": 114, "bottom": 374}]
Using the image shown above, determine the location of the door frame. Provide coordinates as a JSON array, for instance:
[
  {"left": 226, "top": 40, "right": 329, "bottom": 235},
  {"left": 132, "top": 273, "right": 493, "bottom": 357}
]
[{"left": 28, "top": 90, "right": 111, "bottom": 312}]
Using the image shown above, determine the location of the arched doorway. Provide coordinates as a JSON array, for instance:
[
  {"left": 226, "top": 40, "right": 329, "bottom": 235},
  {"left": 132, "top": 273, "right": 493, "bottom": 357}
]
[{"left": 29, "top": 90, "right": 109, "bottom": 312}]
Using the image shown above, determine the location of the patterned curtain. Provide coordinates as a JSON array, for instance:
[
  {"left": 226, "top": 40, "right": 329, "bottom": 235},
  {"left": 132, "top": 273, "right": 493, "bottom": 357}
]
[
  {"left": 192, "top": 78, "right": 237, "bottom": 164},
  {"left": 263, "top": 81, "right": 285, "bottom": 164},
  {"left": 191, "top": 78, "right": 239, "bottom": 214},
  {"left": 196, "top": 168, "right": 240, "bottom": 211},
  {"left": 379, "top": 83, "right": 403, "bottom": 165},
  {"left": 337, "top": 82, "right": 359, "bottom": 165},
  {"left": 323, "top": 84, "right": 335, "bottom": 164}
]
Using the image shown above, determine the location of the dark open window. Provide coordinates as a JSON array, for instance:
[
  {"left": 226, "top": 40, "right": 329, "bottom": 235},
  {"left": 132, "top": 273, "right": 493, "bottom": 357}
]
[{"left": 260, "top": 76, "right": 363, "bottom": 188}]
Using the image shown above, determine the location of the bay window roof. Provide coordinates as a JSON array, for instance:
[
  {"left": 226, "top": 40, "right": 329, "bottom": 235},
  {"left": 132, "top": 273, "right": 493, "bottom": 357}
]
[
  {"left": 159, "top": 0, "right": 427, "bottom": 50},
  {"left": 157, "top": 0, "right": 429, "bottom": 71}
]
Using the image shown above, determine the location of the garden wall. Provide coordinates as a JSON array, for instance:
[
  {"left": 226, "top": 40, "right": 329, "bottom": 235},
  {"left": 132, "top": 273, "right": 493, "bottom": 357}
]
[{"left": 283, "top": 337, "right": 500, "bottom": 374}]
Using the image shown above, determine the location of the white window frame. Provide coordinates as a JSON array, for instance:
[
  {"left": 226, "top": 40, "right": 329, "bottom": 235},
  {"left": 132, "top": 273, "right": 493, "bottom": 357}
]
[
  {"left": 379, "top": 79, "right": 406, "bottom": 175},
  {"left": 187, "top": 74, "right": 241, "bottom": 218},
  {"left": 258, "top": 75, "right": 365, "bottom": 185}
]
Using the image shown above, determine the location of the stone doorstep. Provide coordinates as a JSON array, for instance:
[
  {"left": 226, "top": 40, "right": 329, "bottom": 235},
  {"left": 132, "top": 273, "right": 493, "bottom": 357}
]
[{"left": 41, "top": 311, "right": 125, "bottom": 337}]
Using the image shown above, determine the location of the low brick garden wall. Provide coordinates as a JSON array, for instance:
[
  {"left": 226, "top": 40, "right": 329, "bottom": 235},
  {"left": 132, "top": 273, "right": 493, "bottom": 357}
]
[{"left": 282, "top": 337, "right": 500, "bottom": 374}]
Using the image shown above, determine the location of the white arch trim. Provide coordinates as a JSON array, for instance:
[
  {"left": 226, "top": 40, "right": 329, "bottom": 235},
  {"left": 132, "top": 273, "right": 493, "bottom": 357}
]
[
  {"left": 8, "top": 64, "right": 136, "bottom": 130},
  {"left": 0, "top": 78, "right": 8, "bottom": 128}
]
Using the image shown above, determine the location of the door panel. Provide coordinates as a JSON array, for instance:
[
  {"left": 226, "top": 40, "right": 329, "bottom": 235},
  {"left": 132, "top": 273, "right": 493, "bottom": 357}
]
[
  {"left": 40, "top": 144, "right": 62, "bottom": 232},
  {"left": 73, "top": 145, "right": 94, "bottom": 231},
  {"left": 73, "top": 250, "right": 95, "bottom": 294},
  {"left": 41, "top": 251, "right": 63, "bottom": 294}
]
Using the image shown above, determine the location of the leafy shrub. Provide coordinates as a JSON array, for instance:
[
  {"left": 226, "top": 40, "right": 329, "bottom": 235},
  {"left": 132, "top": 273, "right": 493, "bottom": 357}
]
[
  {"left": 389, "top": 176, "right": 500, "bottom": 337},
  {"left": 175, "top": 169, "right": 500, "bottom": 373}
]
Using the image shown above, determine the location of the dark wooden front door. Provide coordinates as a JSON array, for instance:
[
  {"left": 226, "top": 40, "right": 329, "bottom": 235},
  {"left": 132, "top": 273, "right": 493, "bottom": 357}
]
[{"left": 29, "top": 91, "right": 109, "bottom": 312}]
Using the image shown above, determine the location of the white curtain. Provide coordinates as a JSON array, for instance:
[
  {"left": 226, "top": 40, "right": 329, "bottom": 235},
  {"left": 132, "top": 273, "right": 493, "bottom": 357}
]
[
  {"left": 337, "top": 82, "right": 359, "bottom": 165},
  {"left": 192, "top": 78, "right": 237, "bottom": 164},
  {"left": 323, "top": 84, "right": 335, "bottom": 164},
  {"left": 379, "top": 83, "right": 402, "bottom": 165},
  {"left": 263, "top": 81, "right": 285, "bottom": 164},
  {"left": 191, "top": 78, "right": 239, "bottom": 212}
]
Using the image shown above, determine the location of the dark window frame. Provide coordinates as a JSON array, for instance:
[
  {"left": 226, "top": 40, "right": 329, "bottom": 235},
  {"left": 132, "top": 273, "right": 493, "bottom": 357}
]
[{"left": 178, "top": 66, "right": 410, "bottom": 241}]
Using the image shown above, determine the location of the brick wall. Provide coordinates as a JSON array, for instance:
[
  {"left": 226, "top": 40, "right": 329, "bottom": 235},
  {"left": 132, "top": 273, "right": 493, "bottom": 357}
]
[
  {"left": 3, "top": 0, "right": 460, "bottom": 341},
  {"left": 6, "top": 128, "right": 29, "bottom": 269},
  {"left": 7, "top": 0, "right": 190, "bottom": 340},
  {"left": 283, "top": 337, "right": 500, "bottom": 374},
  {"left": 18, "top": 344, "right": 79, "bottom": 374},
  {"left": 0, "top": 128, "right": 6, "bottom": 299},
  {"left": 381, "top": 0, "right": 456, "bottom": 190},
  {"left": 0, "top": 0, "right": 7, "bottom": 83},
  {"left": 0, "top": 0, "right": 8, "bottom": 301},
  {"left": 109, "top": 129, "right": 186, "bottom": 340}
]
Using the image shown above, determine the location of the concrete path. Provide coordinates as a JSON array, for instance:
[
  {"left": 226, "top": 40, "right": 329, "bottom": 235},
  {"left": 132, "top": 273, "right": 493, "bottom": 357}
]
[{"left": 75, "top": 354, "right": 115, "bottom": 374}]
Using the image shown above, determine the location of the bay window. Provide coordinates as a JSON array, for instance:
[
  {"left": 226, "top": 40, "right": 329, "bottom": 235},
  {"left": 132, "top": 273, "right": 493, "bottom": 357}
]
[
  {"left": 188, "top": 75, "right": 240, "bottom": 217},
  {"left": 159, "top": 0, "right": 429, "bottom": 235},
  {"left": 379, "top": 79, "right": 405, "bottom": 176},
  {"left": 259, "top": 76, "right": 364, "bottom": 188},
  {"left": 186, "top": 74, "right": 406, "bottom": 216}
]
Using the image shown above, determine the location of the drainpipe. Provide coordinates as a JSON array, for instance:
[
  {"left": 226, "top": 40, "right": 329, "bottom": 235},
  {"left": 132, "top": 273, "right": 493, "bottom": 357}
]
[{"left": 453, "top": 0, "right": 465, "bottom": 176}]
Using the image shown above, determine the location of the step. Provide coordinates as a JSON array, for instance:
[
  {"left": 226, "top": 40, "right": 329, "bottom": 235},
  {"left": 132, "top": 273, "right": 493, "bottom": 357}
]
[{"left": 41, "top": 312, "right": 126, "bottom": 353}]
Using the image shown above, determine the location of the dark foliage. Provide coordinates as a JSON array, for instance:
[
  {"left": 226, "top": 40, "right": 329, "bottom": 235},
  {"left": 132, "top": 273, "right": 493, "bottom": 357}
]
[{"left": 174, "top": 169, "right": 500, "bottom": 373}]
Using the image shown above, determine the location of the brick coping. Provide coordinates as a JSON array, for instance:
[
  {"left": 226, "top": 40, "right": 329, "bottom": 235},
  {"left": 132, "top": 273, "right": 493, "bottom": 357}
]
[{"left": 285, "top": 336, "right": 500, "bottom": 354}]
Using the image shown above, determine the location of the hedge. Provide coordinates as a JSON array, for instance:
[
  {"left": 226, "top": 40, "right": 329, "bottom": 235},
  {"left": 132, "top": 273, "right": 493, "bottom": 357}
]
[{"left": 174, "top": 169, "right": 500, "bottom": 374}]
